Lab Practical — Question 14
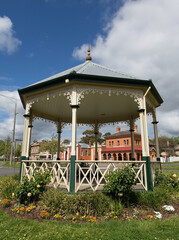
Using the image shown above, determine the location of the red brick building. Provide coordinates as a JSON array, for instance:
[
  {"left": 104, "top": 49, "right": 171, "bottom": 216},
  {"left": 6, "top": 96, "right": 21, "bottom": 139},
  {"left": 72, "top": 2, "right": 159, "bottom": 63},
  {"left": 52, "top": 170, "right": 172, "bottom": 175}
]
[{"left": 101, "top": 126, "right": 156, "bottom": 161}]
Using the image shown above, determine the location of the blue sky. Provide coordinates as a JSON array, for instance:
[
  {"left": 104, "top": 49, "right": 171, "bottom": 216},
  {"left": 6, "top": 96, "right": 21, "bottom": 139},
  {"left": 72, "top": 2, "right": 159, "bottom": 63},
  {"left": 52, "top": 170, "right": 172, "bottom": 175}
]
[
  {"left": 0, "top": 0, "right": 179, "bottom": 142},
  {"left": 0, "top": 0, "right": 118, "bottom": 90}
]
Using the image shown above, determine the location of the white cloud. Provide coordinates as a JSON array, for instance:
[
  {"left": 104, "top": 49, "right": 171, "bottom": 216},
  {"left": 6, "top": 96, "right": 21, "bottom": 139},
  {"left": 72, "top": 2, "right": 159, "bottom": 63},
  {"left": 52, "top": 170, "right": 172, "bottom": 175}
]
[
  {"left": 73, "top": 0, "right": 179, "bottom": 137},
  {"left": 0, "top": 16, "right": 21, "bottom": 54}
]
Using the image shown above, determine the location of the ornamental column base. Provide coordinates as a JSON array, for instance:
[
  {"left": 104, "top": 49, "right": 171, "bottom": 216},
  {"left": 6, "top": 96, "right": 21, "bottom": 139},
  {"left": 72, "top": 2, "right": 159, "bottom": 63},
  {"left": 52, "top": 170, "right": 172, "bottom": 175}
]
[
  {"left": 142, "top": 156, "right": 153, "bottom": 191},
  {"left": 70, "top": 155, "right": 76, "bottom": 193}
]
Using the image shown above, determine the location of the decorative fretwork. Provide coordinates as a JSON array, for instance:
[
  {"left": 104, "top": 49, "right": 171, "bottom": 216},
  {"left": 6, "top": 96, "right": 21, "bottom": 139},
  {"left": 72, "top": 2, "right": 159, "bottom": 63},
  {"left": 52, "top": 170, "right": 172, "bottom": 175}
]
[
  {"left": 76, "top": 86, "right": 143, "bottom": 108},
  {"left": 75, "top": 160, "right": 147, "bottom": 192},
  {"left": 21, "top": 160, "right": 160, "bottom": 192},
  {"left": 21, "top": 160, "right": 70, "bottom": 192},
  {"left": 26, "top": 85, "right": 143, "bottom": 108}
]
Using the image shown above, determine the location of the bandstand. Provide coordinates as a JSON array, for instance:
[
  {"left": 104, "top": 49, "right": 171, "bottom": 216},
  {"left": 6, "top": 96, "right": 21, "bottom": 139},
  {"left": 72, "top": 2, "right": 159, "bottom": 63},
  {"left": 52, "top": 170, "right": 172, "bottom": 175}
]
[{"left": 18, "top": 47, "right": 163, "bottom": 192}]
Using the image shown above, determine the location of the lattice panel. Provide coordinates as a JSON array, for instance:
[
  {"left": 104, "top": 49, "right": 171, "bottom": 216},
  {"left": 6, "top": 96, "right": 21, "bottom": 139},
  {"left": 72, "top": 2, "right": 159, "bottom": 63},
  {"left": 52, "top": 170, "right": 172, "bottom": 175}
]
[
  {"left": 75, "top": 161, "right": 147, "bottom": 192},
  {"left": 21, "top": 161, "right": 70, "bottom": 192}
]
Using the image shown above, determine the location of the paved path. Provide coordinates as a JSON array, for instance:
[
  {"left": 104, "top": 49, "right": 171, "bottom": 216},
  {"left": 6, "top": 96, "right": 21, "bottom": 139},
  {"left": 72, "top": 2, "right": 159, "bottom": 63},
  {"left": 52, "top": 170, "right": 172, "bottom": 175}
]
[{"left": 0, "top": 162, "right": 19, "bottom": 176}]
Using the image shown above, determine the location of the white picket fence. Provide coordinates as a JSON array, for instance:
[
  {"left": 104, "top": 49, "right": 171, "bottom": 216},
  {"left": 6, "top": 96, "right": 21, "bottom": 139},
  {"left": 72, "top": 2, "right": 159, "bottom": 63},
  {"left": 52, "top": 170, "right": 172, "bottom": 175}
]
[{"left": 21, "top": 160, "right": 160, "bottom": 192}]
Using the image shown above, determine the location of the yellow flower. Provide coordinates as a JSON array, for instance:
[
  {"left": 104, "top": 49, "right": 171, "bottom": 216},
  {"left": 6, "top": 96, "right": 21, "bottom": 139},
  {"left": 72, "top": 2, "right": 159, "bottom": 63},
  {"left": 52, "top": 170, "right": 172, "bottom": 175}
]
[
  {"left": 37, "top": 185, "right": 40, "bottom": 188},
  {"left": 12, "top": 193, "right": 14, "bottom": 197},
  {"left": 27, "top": 192, "right": 32, "bottom": 197},
  {"left": 76, "top": 212, "right": 79, "bottom": 216},
  {"left": 118, "top": 193, "right": 123, "bottom": 197},
  {"left": 173, "top": 174, "right": 177, "bottom": 178},
  {"left": 31, "top": 176, "right": 33, "bottom": 179}
]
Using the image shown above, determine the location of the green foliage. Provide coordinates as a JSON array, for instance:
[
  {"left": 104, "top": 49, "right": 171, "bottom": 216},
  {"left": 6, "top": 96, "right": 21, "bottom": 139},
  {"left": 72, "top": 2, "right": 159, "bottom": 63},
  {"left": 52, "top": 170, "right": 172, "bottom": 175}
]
[
  {"left": 40, "top": 190, "right": 112, "bottom": 216},
  {"left": 15, "top": 144, "right": 21, "bottom": 157},
  {"left": 136, "top": 185, "right": 172, "bottom": 209},
  {"left": 80, "top": 129, "right": 111, "bottom": 145},
  {"left": 16, "top": 170, "right": 51, "bottom": 204},
  {"left": 39, "top": 135, "right": 65, "bottom": 158},
  {"left": 63, "top": 139, "right": 70, "bottom": 145},
  {"left": 0, "top": 175, "right": 19, "bottom": 199},
  {"left": 103, "top": 166, "right": 137, "bottom": 199},
  {"left": 0, "top": 139, "right": 5, "bottom": 156},
  {"left": 155, "top": 169, "right": 179, "bottom": 189},
  {"left": 39, "top": 136, "right": 58, "bottom": 156}
]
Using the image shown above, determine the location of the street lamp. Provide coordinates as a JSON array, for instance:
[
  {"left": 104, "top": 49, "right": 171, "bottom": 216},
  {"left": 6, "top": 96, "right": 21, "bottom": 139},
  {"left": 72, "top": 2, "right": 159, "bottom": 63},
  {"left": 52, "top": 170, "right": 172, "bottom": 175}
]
[{"left": 0, "top": 94, "right": 17, "bottom": 166}]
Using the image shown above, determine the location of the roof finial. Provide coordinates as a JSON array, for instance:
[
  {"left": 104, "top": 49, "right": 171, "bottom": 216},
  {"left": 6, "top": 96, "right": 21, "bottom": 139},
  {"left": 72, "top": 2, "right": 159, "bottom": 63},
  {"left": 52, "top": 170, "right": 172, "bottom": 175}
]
[{"left": 86, "top": 45, "right": 92, "bottom": 61}]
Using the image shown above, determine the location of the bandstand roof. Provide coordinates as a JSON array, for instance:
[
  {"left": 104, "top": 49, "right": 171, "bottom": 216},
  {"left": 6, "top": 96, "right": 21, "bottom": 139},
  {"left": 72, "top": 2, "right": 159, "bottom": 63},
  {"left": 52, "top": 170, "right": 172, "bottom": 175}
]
[{"left": 18, "top": 50, "right": 163, "bottom": 125}]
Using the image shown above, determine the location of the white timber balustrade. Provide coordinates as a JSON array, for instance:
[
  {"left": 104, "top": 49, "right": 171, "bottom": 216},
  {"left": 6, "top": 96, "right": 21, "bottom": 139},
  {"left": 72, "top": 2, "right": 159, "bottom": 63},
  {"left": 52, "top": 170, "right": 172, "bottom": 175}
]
[{"left": 19, "top": 160, "right": 163, "bottom": 192}]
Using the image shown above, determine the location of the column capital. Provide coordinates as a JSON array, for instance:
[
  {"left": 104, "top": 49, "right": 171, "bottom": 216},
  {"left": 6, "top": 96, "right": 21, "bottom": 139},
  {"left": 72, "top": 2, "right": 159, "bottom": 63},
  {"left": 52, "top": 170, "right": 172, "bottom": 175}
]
[
  {"left": 70, "top": 105, "right": 80, "bottom": 109},
  {"left": 23, "top": 114, "right": 30, "bottom": 118},
  {"left": 28, "top": 125, "right": 33, "bottom": 128},
  {"left": 152, "top": 121, "right": 159, "bottom": 124},
  {"left": 57, "top": 131, "right": 62, "bottom": 134},
  {"left": 137, "top": 109, "right": 145, "bottom": 113}
]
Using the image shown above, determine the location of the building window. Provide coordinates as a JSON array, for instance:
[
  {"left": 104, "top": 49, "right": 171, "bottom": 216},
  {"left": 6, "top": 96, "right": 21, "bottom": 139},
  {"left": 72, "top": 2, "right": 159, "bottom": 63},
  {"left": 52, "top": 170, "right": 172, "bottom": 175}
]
[
  {"left": 124, "top": 153, "right": 128, "bottom": 160},
  {"left": 117, "top": 140, "right": 120, "bottom": 146},
  {"left": 109, "top": 141, "right": 111, "bottom": 146},
  {"left": 118, "top": 153, "right": 122, "bottom": 161},
  {"left": 124, "top": 140, "right": 126, "bottom": 145},
  {"left": 112, "top": 141, "right": 114, "bottom": 146},
  {"left": 103, "top": 154, "right": 107, "bottom": 160},
  {"left": 108, "top": 153, "right": 111, "bottom": 160},
  {"left": 81, "top": 151, "right": 83, "bottom": 156},
  {"left": 86, "top": 151, "right": 89, "bottom": 156},
  {"left": 127, "top": 140, "right": 129, "bottom": 145}
]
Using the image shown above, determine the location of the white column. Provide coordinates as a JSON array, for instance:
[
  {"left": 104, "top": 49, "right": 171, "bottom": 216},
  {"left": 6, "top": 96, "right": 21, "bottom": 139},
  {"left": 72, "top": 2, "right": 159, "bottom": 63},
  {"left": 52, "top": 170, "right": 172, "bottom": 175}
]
[
  {"left": 142, "top": 96, "right": 150, "bottom": 156},
  {"left": 26, "top": 117, "right": 33, "bottom": 159},
  {"left": 139, "top": 96, "right": 149, "bottom": 157},
  {"left": 71, "top": 107, "right": 78, "bottom": 156},
  {"left": 139, "top": 109, "right": 146, "bottom": 156},
  {"left": 70, "top": 87, "right": 79, "bottom": 192},
  {"left": 21, "top": 104, "right": 31, "bottom": 158}
]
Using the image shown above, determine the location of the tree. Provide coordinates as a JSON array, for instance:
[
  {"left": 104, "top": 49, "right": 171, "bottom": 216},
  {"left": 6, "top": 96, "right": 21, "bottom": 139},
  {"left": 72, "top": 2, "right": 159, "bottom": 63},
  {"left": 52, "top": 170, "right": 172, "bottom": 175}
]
[
  {"left": 0, "top": 140, "right": 5, "bottom": 156},
  {"left": 39, "top": 135, "right": 65, "bottom": 159},
  {"left": 39, "top": 135, "right": 58, "bottom": 159},
  {"left": 80, "top": 130, "right": 111, "bottom": 145},
  {"left": 157, "top": 136, "right": 178, "bottom": 156},
  {"left": 63, "top": 139, "right": 71, "bottom": 145},
  {"left": 15, "top": 144, "right": 21, "bottom": 157}
]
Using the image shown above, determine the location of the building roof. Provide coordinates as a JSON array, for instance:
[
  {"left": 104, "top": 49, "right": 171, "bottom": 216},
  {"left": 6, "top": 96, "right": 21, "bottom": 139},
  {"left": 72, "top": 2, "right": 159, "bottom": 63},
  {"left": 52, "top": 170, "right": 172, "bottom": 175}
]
[
  {"left": 27, "top": 61, "right": 145, "bottom": 88},
  {"left": 106, "top": 131, "right": 141, "bottom": 139}
]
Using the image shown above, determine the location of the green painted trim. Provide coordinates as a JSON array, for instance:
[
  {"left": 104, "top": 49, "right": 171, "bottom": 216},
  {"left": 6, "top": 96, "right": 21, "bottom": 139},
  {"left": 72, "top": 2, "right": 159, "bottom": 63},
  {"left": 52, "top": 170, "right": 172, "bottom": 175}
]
[
  {"left": 70, "top": 155, "right": 76, "bottom": 193},
  {"left": 142, "top": 156, "right": 153, "bottom": 191},
  {"left": 18, "top": 72, "right": 163, "bottom": 109},
  {"left": 19, "top": 156, "right": 26, "bottom": 181}
]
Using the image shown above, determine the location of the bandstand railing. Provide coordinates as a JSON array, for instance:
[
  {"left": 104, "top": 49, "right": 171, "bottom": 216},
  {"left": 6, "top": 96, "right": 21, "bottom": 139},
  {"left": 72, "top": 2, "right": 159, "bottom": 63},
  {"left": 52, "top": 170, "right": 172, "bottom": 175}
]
[{"left": 20, "top": 160, "right": 160, "bottom": 192}]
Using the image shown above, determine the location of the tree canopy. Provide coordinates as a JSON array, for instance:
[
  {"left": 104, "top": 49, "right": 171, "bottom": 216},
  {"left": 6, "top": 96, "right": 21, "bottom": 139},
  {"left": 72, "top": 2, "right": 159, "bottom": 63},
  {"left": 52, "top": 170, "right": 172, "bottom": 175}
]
[{"left": 80, "top": 130, "right": 111, "bottom": 145}]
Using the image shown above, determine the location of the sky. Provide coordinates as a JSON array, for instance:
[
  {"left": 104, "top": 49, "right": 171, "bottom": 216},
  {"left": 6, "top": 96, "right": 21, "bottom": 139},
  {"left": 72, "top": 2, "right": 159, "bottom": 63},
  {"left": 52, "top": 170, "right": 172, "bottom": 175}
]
[{"left": 0, "top": 0, "right": 179, "bottom": 143}]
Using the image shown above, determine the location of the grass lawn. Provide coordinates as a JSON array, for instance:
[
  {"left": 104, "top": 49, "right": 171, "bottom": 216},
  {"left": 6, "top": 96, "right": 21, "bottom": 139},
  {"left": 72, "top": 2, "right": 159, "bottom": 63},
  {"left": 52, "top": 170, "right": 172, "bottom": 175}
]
[
  {"left": 0, "top": 210, "right": 179, "bottom": 240},
  {"left": 162, "top": 165, "right": 179, "bottom": 171},
  {"left": 2, "top": 161, "right": 20, "bottom": 168},
  {"left": 162, "top": 161, "right": 179, "bottom": 165}
]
